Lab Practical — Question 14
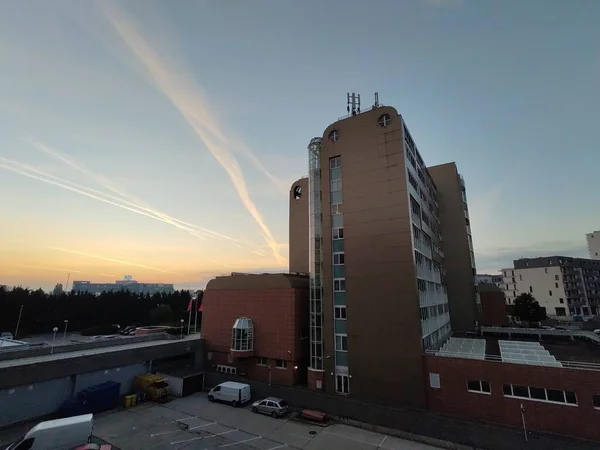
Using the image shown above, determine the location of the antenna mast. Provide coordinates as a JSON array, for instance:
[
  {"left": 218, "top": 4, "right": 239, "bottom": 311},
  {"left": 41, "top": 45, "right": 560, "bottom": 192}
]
[{"left": 346, "top": 93, "right": 361, "bottom": 116}]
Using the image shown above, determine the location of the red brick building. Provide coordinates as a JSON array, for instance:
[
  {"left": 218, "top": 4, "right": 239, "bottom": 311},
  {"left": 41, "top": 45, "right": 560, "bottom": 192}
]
[
  {"left": 478, "top": 283, "right": 508, "bottom": 327},
  {"left": 425, "top": 342, "right": 600, "bottom": 442},
  {"left": 201, "top": 273, "right": 309, "bottom": 386}
]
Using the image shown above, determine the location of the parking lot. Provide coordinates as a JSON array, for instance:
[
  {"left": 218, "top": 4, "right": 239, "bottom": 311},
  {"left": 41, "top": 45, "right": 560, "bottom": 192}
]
[{"left": 92, "top": 393, "right": 441, "bottom": 450}]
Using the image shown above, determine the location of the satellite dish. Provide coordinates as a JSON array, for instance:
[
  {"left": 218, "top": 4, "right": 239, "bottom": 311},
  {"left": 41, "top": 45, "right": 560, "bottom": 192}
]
[{"left": 293, "top": 185, "right": 302, "bottom": 200}]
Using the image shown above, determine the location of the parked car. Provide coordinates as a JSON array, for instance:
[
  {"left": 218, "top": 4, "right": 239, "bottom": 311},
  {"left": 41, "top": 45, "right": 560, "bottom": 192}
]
[
  {"left": 6, "top": 414, "right": 93, "bottom": 450},
  {"left": 208, "top": 382, "right": 251, "bottom": 406},
  {"left": 1, "top": 332, "right": 13, "bottom": 340},
  {"left": 251, "top": 397, "right": 289, "bottom": 418}
]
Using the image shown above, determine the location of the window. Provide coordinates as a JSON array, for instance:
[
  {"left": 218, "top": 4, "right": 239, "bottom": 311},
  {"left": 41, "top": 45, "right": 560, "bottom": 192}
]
[
  {"left": 331, "top": 203, "right": 343, "bottom": 215},
  {"left": 555, "top": 282, "right": 559, "bottom": 288},
  {"left": 593, "top": 395, "right": 600, "bottom": 409},
  {"left": 12, "top": 438, "right": 34, "bottom": 450},
  {"left": 529, "top": 286, "right": 533, "bottom": 293},
  {"left": 334, "top": 305, "right": 347, "bottom": 319},
  {"left": 555, "top": 275, "right": 559, "bottom": 280},
  {"left": 519, "top": 274, "right": 522, "bottom": 281},
  {"left": 429, "top": 373, "right": 441, "bottom": 389},
  {"left": 329, "top": 156, "right": 341, "bottom": 169},
  {"left": 276, "top": 359, "right": 286, "bottom": 369},
  {"left": 503, "top": 384, "right": 578, "bottom": 406},
  {"left": 333, "top": 278, "right": 346, "bottom": 292},
  {"left": 333, "top": 252, "right": 345, "bottom": 265},
  {"left": 336, "top": 374, "right": 349, "bottom": 394},
  {"left": 377, "top": 113, "right": 392, "bottom": 127},
  {"left": 231, "top": 317, "right": 253, "bottom": 351},
  {"left": 545, "top": 268, "right": 548, "bottom": 274},
  {"left": 467, "top": 380, "right": 491, "bottom": 394},
  {"left": 257, "top": 357, "right": 267, "bottom": 365},
  {"left": 335, "top": 334, "right": 348, "bottom": 351},
  {"left": 332, "top": 227, "right": 344, "bottom": 240},
  {"left": 549, "top": 290, "right": 553, "bottom": 296},
  {"left": 331, "top": 179, "right": 342, "bottom": 192},
  {"left": 328, "top": 130, "right": 340, "bottom": 143},
  {"left": 559, "top": 298, "right": 564, "bottom": 304},
  {"left": 408, "top": 172, "right": 418, "bottom": 190}
]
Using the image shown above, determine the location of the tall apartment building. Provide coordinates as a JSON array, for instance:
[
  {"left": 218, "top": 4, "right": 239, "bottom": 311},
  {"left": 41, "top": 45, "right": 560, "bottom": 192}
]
[
  {"left": 476, "top": 273, "right": 503, "bottom": 288},
  {"left": 428, "top": 162, "right": 479, "bottom": 331},
  {"left": 289, "top": 104, "right": 458, "bottom": 407},
  {"left": 501, "top": 256, "right": 600, "bottom": 317},
  {"left": 587, "top": 231, "right": 600, "bottom": 260}
]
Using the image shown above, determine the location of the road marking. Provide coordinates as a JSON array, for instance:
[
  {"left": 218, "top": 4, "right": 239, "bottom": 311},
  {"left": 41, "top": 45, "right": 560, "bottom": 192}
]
[
  {"left": 378, "top": 435, "right": 388, "bottom": 448},
  {"left": 189, "top": 422, "right": 217, "bottom": 430},
  {"left": 151, "top": 421, "right": 216, "bottom": 436},
  {"left": 171, "top": 429, "right": 236, "bottom": 445},
  {"left": 219, "top": 436, "right": 261, "bottom": 447},
  {"left": 267, "top": 445, "right": 288, "bottom": 450},
  {"left": 171, "top": 416, "right": 197, "bottom": 423}
]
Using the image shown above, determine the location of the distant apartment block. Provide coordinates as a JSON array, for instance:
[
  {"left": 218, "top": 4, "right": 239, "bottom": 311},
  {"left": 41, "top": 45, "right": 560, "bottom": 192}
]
[
  {"left": 476, "top": 274, "right": 503, "bottom": 288},
  {"left": 587, "top": 231, "right": 600, "bottom": 260},
  {"left": 501, "top": 256, "right": 600, "bottom": 318},
  {"left": 71, "top": 279, "right": 175, "bottom": 295}
]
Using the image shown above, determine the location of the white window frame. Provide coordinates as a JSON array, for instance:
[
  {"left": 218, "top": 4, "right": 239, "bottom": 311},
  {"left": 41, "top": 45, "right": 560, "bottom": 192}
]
[
  {"left": 335, "top": 334, "right": 348, "bottom": 351},
  {"left": 333, "top": 227, "right": 344, "bottom": 240},
  {"left": 333, "top": 252, "right": 345, "bottom": 265},
  {"left": 467, "top": 380, "right": 491, "bottom": 395},
  {"left": 336, "top": 374, "right": 350, "bottom": 394},
  {"left": 331, "top": 179, "right": 342, "bottom": 192},
  {"left": 334, "top": 305, "right": 347, "bottom": 320},
  {"left": 333, "top": 278, "right": 346, "bottom": 292},
  {"left": 331, "top": 202, "right": 343, "bottom": 215},
  {"left": 502, "top": 384, "right": 578, "bottom": 406},
  {"left": 330, "top": 156, "right": 341, "bottom": 169},
  {"left": 276, "top": 359, "right": 287, "bottom": 369},
  {"left": 257, "top": 357, "right": 267, "bottom": 366}
]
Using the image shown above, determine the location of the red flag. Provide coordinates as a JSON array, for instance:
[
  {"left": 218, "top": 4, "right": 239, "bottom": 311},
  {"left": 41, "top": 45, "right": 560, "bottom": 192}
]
[
  {"left": 198, "top": 303, "right": 203, "bottom": 312},
  {"left": 187, "top": 299, "right": 192, "bottom": 312}
]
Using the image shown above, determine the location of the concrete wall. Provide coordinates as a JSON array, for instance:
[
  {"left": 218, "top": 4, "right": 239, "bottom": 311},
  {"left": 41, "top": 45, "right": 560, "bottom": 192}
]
[
  {"left": 0, "top": 378, "right": 73, "bottom": 427},
  {"left": 75, "top": 363, "right": 149, "bottom": 396},
  {"left": 0, "top": 338, "right": 204, "bottom": 389},
  {"left": 513, "top": 266, "right": 567, "bottom": 316},
  {"left": 204, "top": 372, "right": 598, "bottom": 450}
]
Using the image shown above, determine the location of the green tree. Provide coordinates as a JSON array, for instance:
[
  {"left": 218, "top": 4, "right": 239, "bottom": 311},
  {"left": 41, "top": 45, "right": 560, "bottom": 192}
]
[
  {"left": 513, "top": 293, "right": 546, "bottom": 323},
  {"left": 149, "top": 304, "right": 174, "bottom": 325}
]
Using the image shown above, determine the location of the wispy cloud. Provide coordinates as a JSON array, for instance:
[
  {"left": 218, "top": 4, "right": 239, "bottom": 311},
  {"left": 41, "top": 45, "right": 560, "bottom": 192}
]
[
  {"left": 98, "top": 273, "right": 118, "bottom": 278},
  {"left": 12, "top": 264, "right": 83, "bottom": 274},
  {"left": 45, "top": 246, "right": 184, "bottom": 276},
  {"left": 0, "top": 154, "right": 268, "bottom": 258},
  {"left": 100, "top": 2, "right": 285, "bottom": 265}
]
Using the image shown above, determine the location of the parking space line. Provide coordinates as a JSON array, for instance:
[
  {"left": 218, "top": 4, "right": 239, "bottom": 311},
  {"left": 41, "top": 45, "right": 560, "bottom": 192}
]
[
  {"left": 189, "top": 422, "right": 217, "bottom": 430},
  {"left": 378, "top": 435, "right": 388, "bottom": 448},
  {"left": 219, "top": 436, "right": 261, "bottom": 447},
  {"left": 171, "top": 416, "right": 197, "bottom": 423},
  {"left": 171, "top": 429, "right": 236, "bottom": 445}
]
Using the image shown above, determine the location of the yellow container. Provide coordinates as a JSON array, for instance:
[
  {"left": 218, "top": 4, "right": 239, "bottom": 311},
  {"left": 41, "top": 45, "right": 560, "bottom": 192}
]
[
  {"left": 130, "top": 395, "right": 137, "bottom": 407},
  {"left": 123, "top": 394, "right": 137, "bottom": 408}
]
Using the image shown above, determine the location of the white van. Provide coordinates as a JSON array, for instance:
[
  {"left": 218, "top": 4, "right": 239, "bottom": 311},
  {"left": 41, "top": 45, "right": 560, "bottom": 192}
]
[
  {"left": 6, "top": 414, "right": 93, "bottom": 450},
  {"left": 208, "top": 381, "right": 251, "bottom": 406}
]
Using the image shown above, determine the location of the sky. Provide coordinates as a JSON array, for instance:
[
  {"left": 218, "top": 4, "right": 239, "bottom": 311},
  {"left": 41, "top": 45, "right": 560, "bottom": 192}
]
[{"left": 0, "top": 0, "right": 598, "bottom": 291}]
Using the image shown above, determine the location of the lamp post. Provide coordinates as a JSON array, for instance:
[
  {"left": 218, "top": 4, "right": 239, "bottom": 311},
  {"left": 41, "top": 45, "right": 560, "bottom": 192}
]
[
  {"left": 180, "top": 319, "right": 184, "bottom": 339},
  {"left": 268, "top": 365, "right": 272, "bottom": 389},
  {"left": 520, "top": 404, "right": 528, "bottom": 442},
  {"left": 63, "top": 320, "right": 69, "bottom": 340},
  {"left": 14, "top": 305, "right": 24, "bottom": 339},
  {"left": 51, "top": 327, "right": 58, "bottom": 355}
]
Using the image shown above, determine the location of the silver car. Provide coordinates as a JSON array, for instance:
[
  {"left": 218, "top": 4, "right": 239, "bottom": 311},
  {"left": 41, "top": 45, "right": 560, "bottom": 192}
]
[{"left": 251, "top": 397, "right": 288, "bottom": 417}]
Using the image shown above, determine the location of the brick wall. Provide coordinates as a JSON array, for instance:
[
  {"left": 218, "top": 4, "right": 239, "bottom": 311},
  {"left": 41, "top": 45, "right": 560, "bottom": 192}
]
[
  {"left": 425, "top": 355, "right": 600, "bottom": 442},
  {"left": 202, "top": 287, "right": 309, "bottom": 383},
  {"left": 479, "top": 290, "right": 507, "bottom": 326},
  {"left": 204, "top": 371, "right": 598, "bottom": 450}
]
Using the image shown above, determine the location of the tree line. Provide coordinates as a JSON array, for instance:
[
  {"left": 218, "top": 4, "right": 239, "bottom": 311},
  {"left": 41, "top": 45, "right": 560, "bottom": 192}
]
[{"left": 0, "top": 286, "right": 203, "bottom": 338}]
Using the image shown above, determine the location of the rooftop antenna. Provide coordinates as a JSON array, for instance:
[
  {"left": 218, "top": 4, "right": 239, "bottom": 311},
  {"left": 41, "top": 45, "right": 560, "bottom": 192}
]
[
  {"left": 347, "top": 92, "right": 361, "bottom": 116},
  {"left": 374, "top": 92, "right": 379, "bottom": 108}
]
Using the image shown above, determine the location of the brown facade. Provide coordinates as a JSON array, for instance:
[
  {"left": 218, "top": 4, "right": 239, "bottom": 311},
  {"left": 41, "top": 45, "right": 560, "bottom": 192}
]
[
  {"left": 318, "top": 106, "right": 426, "bottom": 407},
  {"left": 424, "top": 355, "right": 600, "bottom": 443},
  {"left": 479, "top": 283, "right": 508, "bottom": 326},
  {"left": 201, "top": 273, "right": 309, "bottom": 386},
  {"left": 428, "top": 162, "right": 477, "bottom": 332},
  {"left": 289, "top": 177, "right": 309, "bottom": 274}
]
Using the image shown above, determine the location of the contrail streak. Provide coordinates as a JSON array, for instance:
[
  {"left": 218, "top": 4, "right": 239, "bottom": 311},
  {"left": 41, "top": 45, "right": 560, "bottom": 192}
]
[
  {"left": 45, "top": 246, "right": 183, "bottom": 276},
  {"left": 0, "top": 157, "right": 268, "bottom": 257},
  {"left": 101, "top": 2, "right": 285, "bottom": 264},
  {"left": 98, "top": 273, "right": 118, "bottom": 278}
]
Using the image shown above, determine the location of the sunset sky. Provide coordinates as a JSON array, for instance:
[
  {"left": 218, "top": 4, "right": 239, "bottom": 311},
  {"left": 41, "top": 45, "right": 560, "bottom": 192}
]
[{"left": 1, "top": 0, "right": 598, "bottom": 291}]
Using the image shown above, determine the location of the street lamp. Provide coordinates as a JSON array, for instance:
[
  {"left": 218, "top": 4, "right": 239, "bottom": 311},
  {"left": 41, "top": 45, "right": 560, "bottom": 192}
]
[
  {"left": 180, "top": 319, "right": 184, "bottom": 339},
  {"left": 520, "top": 404, "right": 528, "bottom": 442},
  {"left": 51, "top": 326, "right": 59, "bottom": 355},
  {"left": 63, "top": 320, "right": 69, "bottom": 340},
  {"left": 52, "top": 327, "right": 58, "bottom": 341}
]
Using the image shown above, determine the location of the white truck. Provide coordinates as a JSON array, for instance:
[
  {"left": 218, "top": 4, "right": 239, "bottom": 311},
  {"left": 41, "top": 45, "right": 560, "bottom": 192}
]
[
  {"left": 6, "top": 414, "right": 94, "bottom": 450},
  {"left": 208, "top": 381, "right": 251, "bottom": 406}
]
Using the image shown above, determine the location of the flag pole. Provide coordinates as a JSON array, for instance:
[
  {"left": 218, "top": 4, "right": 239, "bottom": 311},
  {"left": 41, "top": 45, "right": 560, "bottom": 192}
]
[
  {"left": 187, "top": 295, "right": 193, "bottom": 335},
  {"left": 194, "top": 294, "right": 199, "bottom": 334}
]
